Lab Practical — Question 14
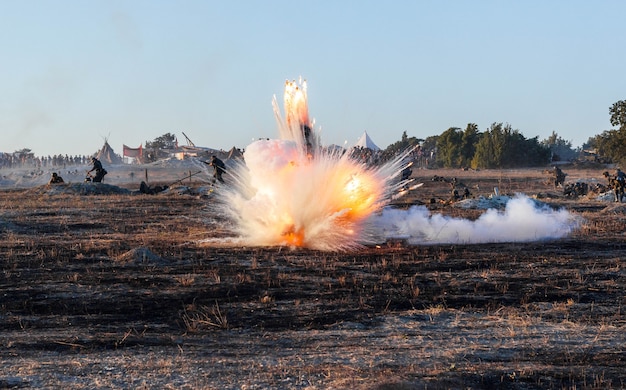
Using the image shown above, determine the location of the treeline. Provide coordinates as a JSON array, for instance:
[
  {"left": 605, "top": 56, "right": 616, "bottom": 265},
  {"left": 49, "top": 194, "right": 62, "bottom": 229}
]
[
  {"left": 586, "top": 100, "right": 626, "bottom": 167},
  {"left": 383, "top": 100, "right": 626, "bottom": 169},
  {"left": 435, "top": 122, "right": 551, "bottom": 169}
]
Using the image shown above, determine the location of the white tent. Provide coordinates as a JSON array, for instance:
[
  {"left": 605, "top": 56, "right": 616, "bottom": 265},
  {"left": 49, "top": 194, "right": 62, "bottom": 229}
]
[{"left": 354, "top": 131, "right": 380, "bottom": 151}]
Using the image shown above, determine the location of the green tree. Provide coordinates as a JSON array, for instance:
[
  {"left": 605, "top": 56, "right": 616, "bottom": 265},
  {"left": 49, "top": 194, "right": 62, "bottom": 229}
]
[
  {"left": 590, "top": 129, "right": 626, "bottom": 166},
  {"left": 609, "top": 100, "right": 626, "bottom": 129},
  {"left": 587, "top": 100, "right": 626, "bottom": 165},
  {"left": 460, "top": 123, "right": 480, "bottom": 168},
  {"left": 382, "top": 131, "right": 423, "bottom": 162},
  {"left": 472, "top": 129, "right": 497, "bottom": 169},
  {"left": 471, "top": 123, "right": 549, "bottom": 169},
  {"left": 421, "top": 135, "right": 438, "bottom": 153},
  {"left": 144, "top": 133, "right": 178, "bottom": 162},
  {"left": 519, "top": 135, "right": 551, "bottom": 167},
  {"left": 436, "top": 127, "right": 463, "bottom": 168},
  {"left": 421, "top": 135, "right": 439, "bottom": 166},
  {"left": 146, "top": 133, "right": 178, "bottom": 150}
]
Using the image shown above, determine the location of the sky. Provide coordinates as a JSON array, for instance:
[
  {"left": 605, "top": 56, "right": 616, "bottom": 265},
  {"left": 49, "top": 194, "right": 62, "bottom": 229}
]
[{"left": 1, "top": 0, "right": 625, "bottom": 157}]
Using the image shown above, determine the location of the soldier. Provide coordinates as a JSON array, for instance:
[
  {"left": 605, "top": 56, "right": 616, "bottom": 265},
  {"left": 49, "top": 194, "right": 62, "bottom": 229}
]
[
  {"left": 553, "top": 165, "right": 566, "bottom": 188},
  {"left": 615, "top": 168, "right": 625, "bottom": 202},
  {"left": 451, "top": 188, "right": 460, "bottom": 202},
  {"left": 87, "top": 157, "right": 108, "bottom": 183},
  {"left": 139, "top": 181, "right": 168, "bottom": 194},
  {"left": 48, "top": 172, "right": 64, "bottom": 184},
  {"left": 463, "top": 187, "right": 471, "bottom": 199},
  {"left": 205, "top": 155, "right": 226, "bottom": 184},
  {"left": 603, "top": 171, "right": 624, "bottom": 203},
  {"left": 616, "top": 168, "right": 626, "bottom": 184}
]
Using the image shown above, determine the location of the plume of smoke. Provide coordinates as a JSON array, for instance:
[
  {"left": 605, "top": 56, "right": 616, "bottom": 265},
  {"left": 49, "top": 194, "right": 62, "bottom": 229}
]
[{"left": 372, "top": 195, "right": 580, "bottom": 245}]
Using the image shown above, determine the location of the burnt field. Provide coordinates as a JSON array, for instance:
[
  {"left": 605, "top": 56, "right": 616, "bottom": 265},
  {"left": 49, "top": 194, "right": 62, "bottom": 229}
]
[{"left": 1, "top": 167, "right": 625, "bottom": 389}]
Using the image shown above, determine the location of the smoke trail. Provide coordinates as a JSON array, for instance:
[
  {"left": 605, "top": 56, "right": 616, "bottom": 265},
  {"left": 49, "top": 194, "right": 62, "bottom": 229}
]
[{"left": 372, "top": 195, "right": 580, "bottom": 244}]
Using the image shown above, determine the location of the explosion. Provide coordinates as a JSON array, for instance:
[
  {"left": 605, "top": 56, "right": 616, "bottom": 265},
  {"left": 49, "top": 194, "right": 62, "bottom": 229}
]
[
  {"left": 217, "top": 78, "right": 407, "bottom": 251},
  {"left": 214, "top": 78, "right": 578, "bottom": 251}
]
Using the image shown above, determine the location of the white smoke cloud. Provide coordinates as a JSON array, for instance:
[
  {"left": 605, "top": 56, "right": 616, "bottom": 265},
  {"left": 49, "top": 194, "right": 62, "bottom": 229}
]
[{"left": 372, "top": 195, "right": 580, "bottom": 245}]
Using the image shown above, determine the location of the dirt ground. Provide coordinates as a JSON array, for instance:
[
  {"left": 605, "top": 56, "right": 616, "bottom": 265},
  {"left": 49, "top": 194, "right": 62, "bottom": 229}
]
[{"left": 1, "top": 165, "right": 625, "bottom": 389}]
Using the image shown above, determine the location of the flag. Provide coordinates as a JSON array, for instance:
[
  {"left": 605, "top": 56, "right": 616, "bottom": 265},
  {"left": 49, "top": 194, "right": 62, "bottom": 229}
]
[{"left": 123, "top": 144, "right": 143, "bottom": 158}]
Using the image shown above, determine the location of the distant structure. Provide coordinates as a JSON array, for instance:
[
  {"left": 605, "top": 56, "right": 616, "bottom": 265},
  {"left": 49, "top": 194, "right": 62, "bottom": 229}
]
[
  {"left": 354, "top": 131, "right": 381, "bottom": 151},
  {"left": 95, "top": 139, "right": 123, "bottom": 164},
  {"left": 123, "top": 144, "right": 144, "bottom": 163}
]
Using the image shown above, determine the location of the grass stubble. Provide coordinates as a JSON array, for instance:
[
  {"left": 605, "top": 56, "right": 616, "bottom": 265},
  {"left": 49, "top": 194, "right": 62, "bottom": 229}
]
[{"left": 0, "top": 168, "right": 625, "bottom": 389}]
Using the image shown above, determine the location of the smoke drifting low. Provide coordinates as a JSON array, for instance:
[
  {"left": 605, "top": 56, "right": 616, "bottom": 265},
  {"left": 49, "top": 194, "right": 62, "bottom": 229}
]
[{"left": 372, "top": 195, "right": 580, "bottom": 245}]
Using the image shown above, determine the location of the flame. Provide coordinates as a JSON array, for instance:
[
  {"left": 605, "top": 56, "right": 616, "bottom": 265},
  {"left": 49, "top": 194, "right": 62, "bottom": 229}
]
[
  {"left": 217, "top": 79, "right": 406, "bottom": 251},
  {"left": 282, "top": 224, "right": 304, "bottom": 247},
  {"left": 274, "top": 78, "right": 318, "bottom": 157},
  {"left": 284, "top": 79, "right": 310, "bottom": 127}
]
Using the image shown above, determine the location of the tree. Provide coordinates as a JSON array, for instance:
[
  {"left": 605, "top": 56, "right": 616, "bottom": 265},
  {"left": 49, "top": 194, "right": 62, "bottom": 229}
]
[
  {"left": 460, "top": 123, "right": 480, "bottom": 168},
  {"left": 541, "top": 131, "right": 576, "bottom": 161},
  {"left": 590, "top": 129, "right": 626, "bottom": 166},
  {"left": 587, "top": 100, "right": 626, "bottom": 165},
  {"left": 609, "top": 100, "right": 626, "bottom": 129},
  {"left": 144, "top": 133, "right": 178, "bottom": 162},
  {"left": 421, "top": 135, "right": 439, "bottom": 166},
  {"left": 472, "top": 128, "right": 497, "bottom": 169},
  {"left": 145, "top": 133, "right": 178, "bottom": 150},
  {"left": 471, "top": 123, "right": 509, "bottom": 169},
  {"left": 436, "top": 127, "right": 463, "bottom": 168},
  {"left": 384, "top": 131, "right": 422, "bottom": 154},
  {"left": 471, "top": 123, "right": 550, "bottom": 169},
  {"left": 421, "top": 135, "right": 438, "bottom": 154}
]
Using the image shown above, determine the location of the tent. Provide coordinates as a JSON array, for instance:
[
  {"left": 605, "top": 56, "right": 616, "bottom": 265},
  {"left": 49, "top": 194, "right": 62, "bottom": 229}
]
[
  {"left": 227, "top": 146, "right": 243, "bottom": 160},
  {"left": 354, "top": 131, "right": 381, "bottom": 151},
  {"left": 95, "top": 140, "right": 123, "bottom": 164}
]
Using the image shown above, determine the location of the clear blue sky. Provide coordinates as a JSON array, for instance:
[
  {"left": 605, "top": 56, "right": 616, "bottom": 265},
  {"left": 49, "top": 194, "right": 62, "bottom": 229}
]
[{"left": 2, "top": 0, "right": 625, "bottom": 157}]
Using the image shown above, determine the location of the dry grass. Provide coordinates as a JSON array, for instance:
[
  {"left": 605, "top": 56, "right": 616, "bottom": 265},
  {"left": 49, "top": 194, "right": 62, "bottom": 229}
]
[{"left": 1, "top": 167, "right": 625, "bottom": 389}]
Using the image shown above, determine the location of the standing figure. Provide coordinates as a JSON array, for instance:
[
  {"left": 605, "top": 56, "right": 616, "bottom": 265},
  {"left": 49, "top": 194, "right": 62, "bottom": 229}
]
[
  {"left": 206, "top": 156, "right": 226, "bottom": 184},
  {"left": 603, "top": 170, "right": 624, "bottom": 203},
  {"left": 615, "top": 168, "right": 625, "bottom": 202},
  {"left": 553, "top": 166, "right": 566, "bottom": 188},
  {"left": 301, "top": 124, "right": 314, "bottom": 158},
  {"left": 87, "top": 157, "right": 108, "bottom": 183}
]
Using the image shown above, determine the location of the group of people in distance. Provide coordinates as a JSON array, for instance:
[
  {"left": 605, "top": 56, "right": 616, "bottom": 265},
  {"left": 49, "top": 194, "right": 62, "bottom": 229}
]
[{"left": 554, "top": 165, "right": 625, "bottom": 203}]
